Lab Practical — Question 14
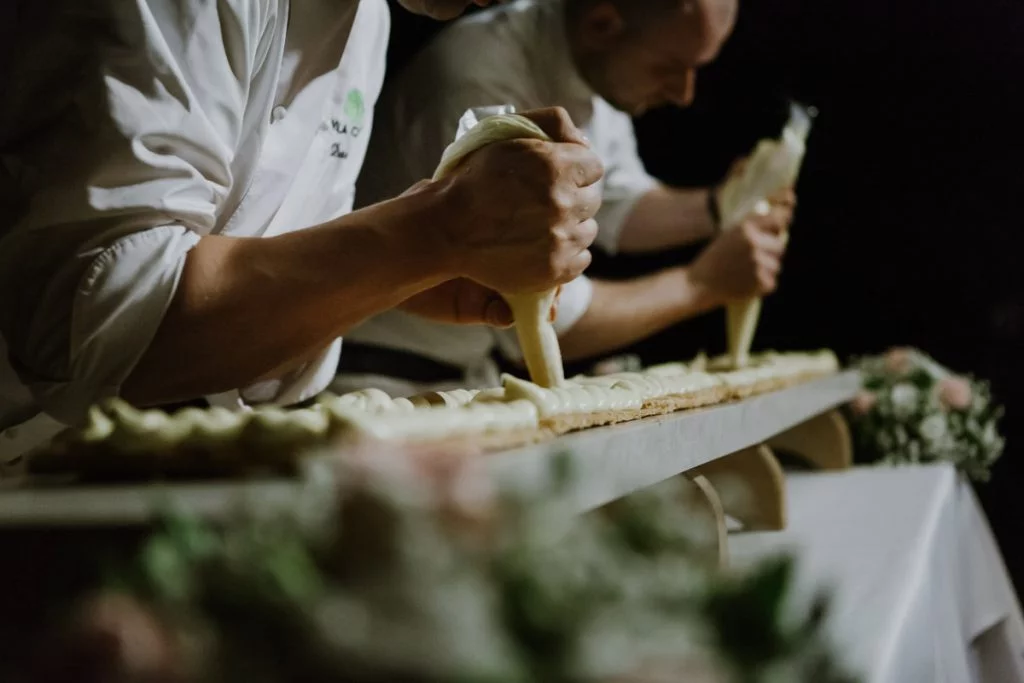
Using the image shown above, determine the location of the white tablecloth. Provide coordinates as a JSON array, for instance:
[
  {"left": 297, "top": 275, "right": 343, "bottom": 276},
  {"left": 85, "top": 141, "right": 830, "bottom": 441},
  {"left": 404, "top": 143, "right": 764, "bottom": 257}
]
[{"left": 729, "top": 465, "right": 1024, "bottom": 683}]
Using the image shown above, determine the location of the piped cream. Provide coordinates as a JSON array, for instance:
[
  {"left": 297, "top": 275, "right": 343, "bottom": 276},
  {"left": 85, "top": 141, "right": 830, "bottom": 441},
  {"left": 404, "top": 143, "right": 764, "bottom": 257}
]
[
  {"left": 500, "top": 374, "right": 644, "bottom": 418},
  {"left": 327, "top": 400, "right": 540, "bottom": 442}
]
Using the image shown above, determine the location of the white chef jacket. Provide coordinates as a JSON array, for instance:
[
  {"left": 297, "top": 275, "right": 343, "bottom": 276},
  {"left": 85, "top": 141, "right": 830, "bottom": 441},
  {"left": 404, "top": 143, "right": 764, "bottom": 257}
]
[
  {"left": 0, "top": 0, "right": 390, "bottom": 463},
  {"left": 342, "top": 0, "right": 657, "bottom": 391}
]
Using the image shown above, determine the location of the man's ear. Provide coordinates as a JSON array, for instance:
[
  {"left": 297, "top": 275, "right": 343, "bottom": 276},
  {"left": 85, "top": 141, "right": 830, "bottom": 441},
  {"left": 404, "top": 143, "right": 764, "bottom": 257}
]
[{"left": 578, "top": 1, "right": 627, "bottom": 50}]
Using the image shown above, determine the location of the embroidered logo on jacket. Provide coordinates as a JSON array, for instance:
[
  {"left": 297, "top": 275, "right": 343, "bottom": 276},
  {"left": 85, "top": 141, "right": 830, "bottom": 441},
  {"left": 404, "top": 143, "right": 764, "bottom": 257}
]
[{"left": 329, "top": 89, "right": 366, "bottom": 159}]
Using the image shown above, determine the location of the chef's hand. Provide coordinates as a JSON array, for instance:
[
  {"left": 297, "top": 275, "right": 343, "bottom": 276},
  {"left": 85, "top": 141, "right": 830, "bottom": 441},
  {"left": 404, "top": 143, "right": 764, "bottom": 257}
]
[
  {"left": 712, "top": 156, "right": 797, "bottom": 233},
  {"left": 763, "top": 187, "right": 797, "bottom": 233},
  {"left": 401, "top": 280, "right": 561, "bottom": 326},
  {"left": 689, "top": 208, "right": 789, "bottom": 302},
  {"left": 430, "top": 106, "right": 603, "bottom": 294},
  {"left": 400, "top": 279, "right": 512, "bottom": 327}
]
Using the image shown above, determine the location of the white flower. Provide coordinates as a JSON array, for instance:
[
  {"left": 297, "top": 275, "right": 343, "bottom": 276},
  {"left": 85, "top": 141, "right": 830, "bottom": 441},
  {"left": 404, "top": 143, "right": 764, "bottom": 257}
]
[
  {"left": 919, "top": 414, "right": 949, "bottom": 444},
  {"left": 981, "top": 422, "right": 999, "bottom": 447},
  {"left": 890, "top": 383, "right": 920, "bottom": 418},
  {"left": 855, "top": 349, "right": 1003, "bottom": 481}
]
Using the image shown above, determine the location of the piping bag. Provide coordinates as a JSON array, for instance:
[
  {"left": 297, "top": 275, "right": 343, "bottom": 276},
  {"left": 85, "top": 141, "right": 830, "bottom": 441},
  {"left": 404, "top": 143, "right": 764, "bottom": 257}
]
[
  {"left": 718, "top": 102, "right": 816, "bottom": 367},
  {"left": 433, "top": 107, "right": 565, "bottom": 387}
]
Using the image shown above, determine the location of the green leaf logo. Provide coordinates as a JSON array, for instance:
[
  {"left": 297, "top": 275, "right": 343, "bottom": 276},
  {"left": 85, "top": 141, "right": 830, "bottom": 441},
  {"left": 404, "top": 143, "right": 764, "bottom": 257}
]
[{"left": 344, "top": 88, "right": 365, "bottom": 127}]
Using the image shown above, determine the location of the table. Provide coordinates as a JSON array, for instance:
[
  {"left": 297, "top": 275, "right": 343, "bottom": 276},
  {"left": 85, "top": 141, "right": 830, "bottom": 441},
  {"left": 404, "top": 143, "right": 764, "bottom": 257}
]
[
  {"left": 730, "top": 465, "right": 1024, "bottom": 683},
  {"left": 0, "top": 372, "right": 860, "bottom": 675}
]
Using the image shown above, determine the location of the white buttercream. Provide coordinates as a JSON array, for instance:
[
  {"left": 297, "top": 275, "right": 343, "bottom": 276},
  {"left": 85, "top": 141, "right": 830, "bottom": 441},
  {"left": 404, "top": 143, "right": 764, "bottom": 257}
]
[
  {"left": 500, "top": 374, "right": 643, "bottom": 418},
  {"left": 41, "top": 350, "right": 840, "bottom": 463},
  {"left": 645, "top": 362, "right": 692, "bottom": 378},
  {"left": 407, "top": 388, "right": 482, "bottom": 408},
  {"left": 571, "top": 370, "right": 723, "bottom": 402},
  {"left": 318, "top": 389, "right": 418, "bottom": 414},
  {"left": 707, "top": 350, "right": 840, "bottom": 377},
  {"left": 328, "top": 400, "right": 540, "bottom": 441}
]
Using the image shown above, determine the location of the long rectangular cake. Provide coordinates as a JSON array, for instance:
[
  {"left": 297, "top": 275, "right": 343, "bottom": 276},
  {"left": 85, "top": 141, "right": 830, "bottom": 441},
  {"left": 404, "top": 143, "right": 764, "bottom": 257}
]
[{"left": 24, "top": 351, "right": 840, "bottom": 479}]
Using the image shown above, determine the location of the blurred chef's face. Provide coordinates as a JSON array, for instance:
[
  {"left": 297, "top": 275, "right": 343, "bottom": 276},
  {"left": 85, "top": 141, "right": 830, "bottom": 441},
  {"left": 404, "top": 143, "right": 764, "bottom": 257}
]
[
  {"left": 398, "top": 0, "right": 501, "bottom": 20},
  {"left": 573, "top": 0, "right": 737, "bottom": 117}
]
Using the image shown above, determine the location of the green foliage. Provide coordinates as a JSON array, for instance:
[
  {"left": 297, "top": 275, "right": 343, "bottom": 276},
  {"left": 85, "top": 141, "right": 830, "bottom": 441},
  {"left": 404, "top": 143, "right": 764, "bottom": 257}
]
[
  {"left": 850, "top": 348, "right": 1005, "bottom": 481},
  {"left": 104, "top": 454, "right": 857, "bottom": 683}
]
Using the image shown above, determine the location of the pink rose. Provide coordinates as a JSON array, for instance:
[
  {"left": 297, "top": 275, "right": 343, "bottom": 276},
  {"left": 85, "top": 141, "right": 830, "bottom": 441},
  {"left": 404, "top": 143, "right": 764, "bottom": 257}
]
[
  {"left": 937, "top": 376, "right": 973, "bottom": 410},
  {"left": 884, "top": 347, "right": 914, "bottom": 374},
  {"left": 33, "top": 593, "right": 185, "bottom": 683},
  {"left": 850, "top": 390, "right": 878, "bottom": 416}
]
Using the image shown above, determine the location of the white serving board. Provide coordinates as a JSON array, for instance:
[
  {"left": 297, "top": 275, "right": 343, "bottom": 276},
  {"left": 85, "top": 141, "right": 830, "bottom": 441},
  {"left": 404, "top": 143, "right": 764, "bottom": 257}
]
[
  {"left": 486, "top": 370, "right": 860, "bottom": 513},
  {"left": 0, "top": 371, "right": 860, "bottom": 527}
]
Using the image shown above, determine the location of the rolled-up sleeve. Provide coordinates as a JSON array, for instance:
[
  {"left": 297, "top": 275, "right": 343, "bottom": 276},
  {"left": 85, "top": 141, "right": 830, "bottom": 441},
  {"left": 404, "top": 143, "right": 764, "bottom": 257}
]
[
  {"left": 0, "top": 0, "right": 277, "bottom": 424},
  {"left": 591, "top": 102, "right": 660, "bottom": 255}
]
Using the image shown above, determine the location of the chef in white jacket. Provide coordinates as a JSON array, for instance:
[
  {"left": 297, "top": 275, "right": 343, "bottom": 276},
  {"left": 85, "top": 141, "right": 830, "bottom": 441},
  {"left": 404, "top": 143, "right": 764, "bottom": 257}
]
[
  {"left": 341, "top": 0, "right": 794, "bottom": 395},
  {"left": 0, "top": 0, "right": 604, "bottom": 465}
]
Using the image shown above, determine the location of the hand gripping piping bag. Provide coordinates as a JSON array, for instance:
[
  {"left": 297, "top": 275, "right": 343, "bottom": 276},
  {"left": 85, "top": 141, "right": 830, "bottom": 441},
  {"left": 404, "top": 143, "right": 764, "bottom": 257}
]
[
  {"left": 718, "top": 102, "right": 815, "bottom": 367},
  {"left": 435, "top": 106, "right": 565, "bottom": 387}
]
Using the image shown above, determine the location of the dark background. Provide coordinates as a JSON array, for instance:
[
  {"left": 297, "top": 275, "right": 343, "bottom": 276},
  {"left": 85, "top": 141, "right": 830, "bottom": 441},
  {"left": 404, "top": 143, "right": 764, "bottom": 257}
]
[{"left": 386, "top": 0, "right": 1024, "bottom": 587}]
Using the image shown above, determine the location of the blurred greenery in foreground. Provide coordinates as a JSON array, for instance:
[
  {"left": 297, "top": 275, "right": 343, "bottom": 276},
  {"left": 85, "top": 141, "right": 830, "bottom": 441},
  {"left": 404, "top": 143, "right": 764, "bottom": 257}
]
[{"left": 30, "top": 447, "right": 859, "bottom": 683}]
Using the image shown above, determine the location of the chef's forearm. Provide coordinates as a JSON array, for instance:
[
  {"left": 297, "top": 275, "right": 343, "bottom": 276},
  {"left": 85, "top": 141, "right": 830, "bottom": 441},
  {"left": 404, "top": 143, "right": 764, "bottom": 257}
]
[
  {"left": 123, "top": 189, "right": 455, "bottom": 405},
  {"left": 557, "top": 267, "right": 722, "bottom": 361},
  {"left": 616, "top": 186, "right": 717, "bottom": 253}
]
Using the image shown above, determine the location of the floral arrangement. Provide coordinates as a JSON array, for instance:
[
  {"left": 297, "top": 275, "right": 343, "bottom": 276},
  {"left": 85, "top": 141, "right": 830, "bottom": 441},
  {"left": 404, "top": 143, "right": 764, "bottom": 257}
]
[
  {"left": 26, "top": 445, "right": 858, "bottom": 683},
  {"left": 848, "top": 347, "right": 1005, "bottom": 481}
]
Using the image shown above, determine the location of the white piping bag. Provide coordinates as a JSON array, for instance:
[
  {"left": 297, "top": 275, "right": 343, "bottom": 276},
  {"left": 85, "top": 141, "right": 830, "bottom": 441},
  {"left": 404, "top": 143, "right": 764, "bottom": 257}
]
[
  {"left": 718, "top": 102, "right": 815, "bottom": 367},
  {"left": 433, "top": 108, "right": 565, "bottom": 387}
]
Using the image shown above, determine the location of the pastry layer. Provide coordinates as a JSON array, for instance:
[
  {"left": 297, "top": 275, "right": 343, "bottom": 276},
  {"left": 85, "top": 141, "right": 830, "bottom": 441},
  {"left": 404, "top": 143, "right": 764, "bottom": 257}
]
[{"left": 28, "top": 350, "right": 841, "bottom": 477}]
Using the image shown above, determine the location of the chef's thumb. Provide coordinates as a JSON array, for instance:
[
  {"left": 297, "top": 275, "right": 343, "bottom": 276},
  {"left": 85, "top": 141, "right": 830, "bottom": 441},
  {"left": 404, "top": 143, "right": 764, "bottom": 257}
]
[{"left": 519, "top": 107, "right": 589, "bottom": 146}]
